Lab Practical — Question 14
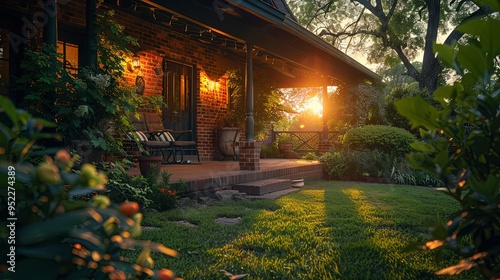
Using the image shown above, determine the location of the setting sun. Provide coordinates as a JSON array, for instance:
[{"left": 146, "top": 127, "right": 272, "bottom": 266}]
[{"left": 304, "top": 96, "right": 323, "bottom": 117}]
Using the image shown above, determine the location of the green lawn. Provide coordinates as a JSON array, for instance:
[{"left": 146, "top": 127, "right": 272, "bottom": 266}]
[{"left": 133, "top": 181, "right": 481, "bottom": 279}]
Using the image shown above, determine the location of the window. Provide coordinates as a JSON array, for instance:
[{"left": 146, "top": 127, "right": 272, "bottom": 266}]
[
  {"left": 0, "top": 28, "right": 10, "bottom": 95},
  {"left": 57, "top": 40, "right": 79, "bottom": 74},
  {"left": 165, "top": 61, "right": 192, "bottom": 112}
]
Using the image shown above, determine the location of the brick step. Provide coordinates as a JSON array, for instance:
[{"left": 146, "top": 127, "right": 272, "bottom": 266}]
[{"left": 232, "top": 178, "right": 291, "bottom": 196}]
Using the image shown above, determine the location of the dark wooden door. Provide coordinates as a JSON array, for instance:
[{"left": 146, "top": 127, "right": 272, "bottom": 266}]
[{"left": 163, "top": 60, "right": 195, "bottom": 140}]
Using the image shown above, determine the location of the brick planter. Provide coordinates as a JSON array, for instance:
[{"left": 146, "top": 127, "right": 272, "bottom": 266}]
[{"left": 238, "top": 141, "right": 262, "bottom": 171}]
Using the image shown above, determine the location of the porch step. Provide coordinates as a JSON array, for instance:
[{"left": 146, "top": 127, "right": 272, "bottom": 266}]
[{"left": 232, "top": 178, "right": 291, "bottom": 196}]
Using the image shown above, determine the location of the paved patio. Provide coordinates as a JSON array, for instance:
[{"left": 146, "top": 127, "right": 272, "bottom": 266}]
[{"left": 130, "top": 158, "right": 323, "bottom": 195}]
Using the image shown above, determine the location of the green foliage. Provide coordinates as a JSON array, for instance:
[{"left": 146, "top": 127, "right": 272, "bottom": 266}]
[
  {"left": 260, "top": 143, "right": 280, "bottom": 158},
  {"left": 319, "top": 150, "right": 345, "bottom": 179},
  {"left": 17, "top": 10, "right": 164, "bottom": 157},
  {"left": 221, "top": 69, "right": 291, "bottom": 140},
  {"left": 377, "top": 62, "right": 422, "bottom": 89},
  {"left": 329, "top": 83, "right": 387, "bottom": 128},
  {"left": 100, "top": 161, "right": 153, "bottom": 208},
  {"left": 0, "top": 98, "right": 178, "bottom": 279},
  {"left": 347, "top": 82, "right": 387, "bottom": 125},
  {"left": 146, "top": 171, "right": 186, "bottom": 211},
  {"left": 389, "top": 158, "right": 445, "bottom": 187},
  {"left": 301, "top": 152, "right": 319, "bottom": 161},
  {"left": 287, "top": 0, "right": 495, "bottom": 92},
  {"left": 395, "top": 3, "right": 500, "bottom": 276},
  {"left": 385, "top": 85, "right": 436, "bottom": 130},
  {"left": 342, "top": 125, "right": 416, "bottom": 158},
  {"left": 341, "top": 149, "right": 393, "bottom": 177},
  {"left": 0, "top": 97, "right": 59, "bottom": 162},
  {"left": 338, "top": 149, "right": 363, "bottom": 177}
]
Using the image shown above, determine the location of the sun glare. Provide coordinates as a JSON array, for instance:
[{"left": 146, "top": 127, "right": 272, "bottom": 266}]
[{"left": 304, "top": 96, "right": 323, "bottom": 117}]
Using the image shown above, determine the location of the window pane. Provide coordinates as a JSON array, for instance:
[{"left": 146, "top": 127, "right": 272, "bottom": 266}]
[
  {"left": 65, "top": 42, "right": 78, "bottom": 70},
  {"left": 179, "top": 74, "right": 185, "bottom": 110},
  {"left": 57, "top": 40, "right": 79, "bottom": 74}
]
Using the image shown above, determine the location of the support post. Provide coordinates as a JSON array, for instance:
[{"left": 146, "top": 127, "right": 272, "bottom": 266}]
[
  {"left": 322, "top": 85, "right": 328, "bottom": 140},
  {"left": 86, "top": 0, "right": 97, "bottom": 68},
  {"left": 319, "top": 84, "right": 332, "bottom": 154},
  {"left": 239, "top": 41, "right": 260, "bottom": 170},
  {"left": 245, "top": 41, "right": 254, "bottom": 142},
  {"left": 43, "top": 0, "right": 57, "bottom": 47}
]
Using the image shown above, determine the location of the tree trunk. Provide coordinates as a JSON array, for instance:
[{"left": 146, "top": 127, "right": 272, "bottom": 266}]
[
  {"left": 418, "top": 58, "right": 441, "bottom": 93},
  {"left": 418, "top": 0, "right": 441, "bottom": 93}
]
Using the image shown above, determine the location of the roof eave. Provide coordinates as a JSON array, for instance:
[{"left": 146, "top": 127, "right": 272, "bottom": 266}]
[
  {"left": 282, "top": 17, "right": 380, "bottom": 82},
  {"left": 229, "top": 0, "right": 380, "bottom": 82}
]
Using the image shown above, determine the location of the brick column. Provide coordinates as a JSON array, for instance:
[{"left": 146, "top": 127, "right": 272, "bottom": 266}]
[
  {"left": 239, "top": 141, "right": 261, "bottom": 170},
  {"left": 318, "top": 139, "right": 333, "bottom": 155}
]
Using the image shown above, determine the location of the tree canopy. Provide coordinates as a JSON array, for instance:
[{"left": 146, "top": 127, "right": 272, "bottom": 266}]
[{"left": 287, "top": 0, "right": 495, "bottom": 92}]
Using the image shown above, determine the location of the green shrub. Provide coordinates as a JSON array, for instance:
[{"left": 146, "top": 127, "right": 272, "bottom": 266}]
[
  {"left": 341, "top": 149, "right": 395, "bottom": 177},
  {"left": 395, "top": 4, "right": 500, "bottom": 277},
  {"left": 301, "top": 152, "right": 319, "bottom": 160},
  {"left": 342, "top": 149, "right": 369, "bottom": 176},
  {"left": 99, "top": 161, "right": 153, "bottom": 208},
  {"left": 319, "top": 150, "right": 345, "bottom": 179},
  {"left": 0, "top": 97, "right": 179, "bottom": 279},
  {"left": 17, "top": 10, "right": 164, "bottom": 160},
  {"left": 385, "top": 85, "right": 438, "bottom": 130},
  {"left": 342, "top": 125, "right": 416, "bottom": 157},
  {"left": 260, "top": 143, "right": 280, "bottom": 158},
  {"left": 147, "top": 171, "right": 186, "bottom": 211}
]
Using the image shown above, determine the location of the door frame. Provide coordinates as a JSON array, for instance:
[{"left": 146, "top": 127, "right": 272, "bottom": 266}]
[{"left": 162, "top": 58, "right": 197, "bottom": 140}]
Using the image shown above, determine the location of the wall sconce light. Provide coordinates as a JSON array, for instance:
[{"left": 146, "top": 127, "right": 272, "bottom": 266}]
[
  {"left": 127, "top": 55, "right": 141, "bottom": 72},
  {"left": 132, "top": 55, "right": 140, "bottom": 68}
]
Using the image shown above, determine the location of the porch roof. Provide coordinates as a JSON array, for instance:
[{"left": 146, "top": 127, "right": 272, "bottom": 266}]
[{"left": 139, "top": 0, "right": 380, "bottom": 87}]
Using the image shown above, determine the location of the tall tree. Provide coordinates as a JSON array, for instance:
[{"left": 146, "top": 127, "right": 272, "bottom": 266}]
[{"left": 287, "top": 0, "right": 494, "bottom": 93}]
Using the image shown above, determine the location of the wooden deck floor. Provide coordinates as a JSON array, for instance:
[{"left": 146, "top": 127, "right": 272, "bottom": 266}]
[{"left": 129, "top": 159, "right": 323, "bottom": 194}]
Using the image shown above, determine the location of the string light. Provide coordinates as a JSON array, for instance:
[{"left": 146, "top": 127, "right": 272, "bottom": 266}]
[
  {"left": 116, "top": 0, "right": 322, "bottom": 80},
  {"left": 151, "top": 8, "right": 156, "bottom": 20}
]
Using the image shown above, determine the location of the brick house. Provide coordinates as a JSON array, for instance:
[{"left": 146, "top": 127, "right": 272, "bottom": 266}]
[{"left": 0, "top": 0, "right": 378, "bottom": 166}]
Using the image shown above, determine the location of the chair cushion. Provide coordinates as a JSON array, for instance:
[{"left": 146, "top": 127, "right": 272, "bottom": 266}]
[
  {"left": 126, "top": 131, "right": 149, "bottom": 142},
  {"left": 173, "top": 140, "right": 197, "bottom": 147},
  {"left": 154, "top": 131, "right": 176, "bottom": 142}
]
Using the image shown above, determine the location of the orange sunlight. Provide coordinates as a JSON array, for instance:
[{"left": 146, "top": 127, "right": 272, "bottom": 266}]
[{"left": 304, "top": 96, "right": 323, "bottom": 117}]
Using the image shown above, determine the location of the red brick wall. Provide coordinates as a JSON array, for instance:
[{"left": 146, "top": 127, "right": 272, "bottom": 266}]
[
  {"left": 3, "top": 0, "right": 246, "bottom": 161},
  {"left": 108, "top": 6, "right": 243, "bottom": 161}
]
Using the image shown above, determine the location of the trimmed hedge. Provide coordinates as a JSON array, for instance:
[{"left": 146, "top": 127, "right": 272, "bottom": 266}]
[{"left": 342, "top": 125, "right": 416, "bottom": 157}]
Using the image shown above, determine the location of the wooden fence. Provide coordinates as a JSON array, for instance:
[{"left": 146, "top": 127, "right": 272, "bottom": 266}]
[{"left": 271, "top": 130, "right": 344, "bottom": 155}]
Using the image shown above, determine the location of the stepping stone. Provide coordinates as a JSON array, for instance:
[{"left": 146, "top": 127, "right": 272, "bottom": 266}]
[
  {"left": 173, "top": 220, "right": 198, "bottom": 227},
  {"left": 233, "top": 178, "right": 291, "bottom": 196},
  {"left": 215, "top": 217, "right": 242, "bottom": 225}
]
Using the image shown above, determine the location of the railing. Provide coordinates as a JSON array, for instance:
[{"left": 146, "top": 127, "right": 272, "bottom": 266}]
[{"left": 272, "top": 130, "right": 344, "bottom": 155}]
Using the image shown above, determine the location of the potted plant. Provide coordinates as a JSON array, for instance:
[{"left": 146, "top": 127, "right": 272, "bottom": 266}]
[
  {"left": 137, "top": 150, "right": 163, "bottom": 177},
  {"left": 276, "top": 133, "right": 300, "bottom": 159},
  {"left": 214, "top": 110, "right": 241, "bottom": 160},
  {"left": 276, "top": 134, "right": 293, "bottom": 153}
]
